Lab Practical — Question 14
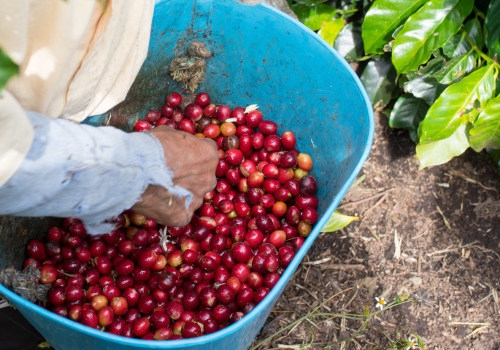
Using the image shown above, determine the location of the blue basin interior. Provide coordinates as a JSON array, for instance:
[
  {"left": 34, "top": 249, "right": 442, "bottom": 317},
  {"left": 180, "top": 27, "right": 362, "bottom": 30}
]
[{"left": 0, "top": 0, "right": 374, "bottom": 349}]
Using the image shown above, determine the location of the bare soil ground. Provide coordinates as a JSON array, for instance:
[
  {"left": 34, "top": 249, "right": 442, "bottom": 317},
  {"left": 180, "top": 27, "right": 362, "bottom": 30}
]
[{"left": 252, "top": 112, "right": 500, "bottom": 350}]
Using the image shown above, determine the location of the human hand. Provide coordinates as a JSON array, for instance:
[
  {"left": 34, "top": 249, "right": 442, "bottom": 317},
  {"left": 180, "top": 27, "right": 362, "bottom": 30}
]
[{"left": 131, "top": 126, "right": 218, "bottom": 226}]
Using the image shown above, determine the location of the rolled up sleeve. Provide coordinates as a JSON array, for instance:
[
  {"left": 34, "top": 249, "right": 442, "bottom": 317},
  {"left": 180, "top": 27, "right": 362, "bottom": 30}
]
[{"left": 0, "top": 112, "right": 193, "bottom": 235}]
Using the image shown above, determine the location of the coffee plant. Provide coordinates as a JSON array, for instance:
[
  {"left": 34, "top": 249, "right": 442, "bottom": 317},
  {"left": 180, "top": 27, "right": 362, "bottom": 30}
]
[{"left": 289, "top": 0, "right": 500, "bottom": 172}]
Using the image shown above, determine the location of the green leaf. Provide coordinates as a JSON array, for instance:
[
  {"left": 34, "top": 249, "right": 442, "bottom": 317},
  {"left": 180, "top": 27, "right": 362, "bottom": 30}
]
[
  {"left": 416, "top": 124, "right": 470, "bottom": 169},
  {"left": 464, "top": 17, "right": 482, "bottom": 48},
  {"left": 392, "top": 0, "right": 474, "bottom": 74},
  {"left": 419, "top": 55, "right": 445, "bottom": 75},
  {"left": 319, "top": 17, "right": 345, "bottom": 45},
  {"left": 406, "top": 56, "right": 445, "bottom": 80},
  {"left": 419, "top": 64, "right": 498, "bottom": 143},
  {"left": 291, "top": 4, "right": 310, "bottom": 21},
  {"left": 362, "top": 0, "right": 374, "bottom": 13},
  {"left": 334, "top": 22, "right": 364, "bottom": 63},
  {"left": 291, "top": 4, "right": 309, "bottom": 22},
  {"left": 0, "top": 48, "right": 19, "bottom": 91},
  {"left": 292, "top": 4, "right": 337, "bottom": 31},
  {"left": 404, "top": 76, "right": 446, "bottom": 106},
  {"left": 362, "top": 0, "right": 428, "bottom": 55},
  {"left": 469, "top": 94, "right": 500, "bottom": 152},
  {"left": 433, "top": 51, "right": 475, "bottom": 84},
  {"left": 443, "top": 31, "right": 468, "bottom": 58},
  {"left": 339, "top": 3, "right": 359, "bottom": 20},
  {"left": 442, "top": 18, "right": 481, "bottom": 59},
  {"left": 360, "top": 56, "right": 397, "bottom": 108},
  {"left": 321, "top": 210, "right": 359, "bottom": 232},
  {"left": 442, "top": 31, "right": 470, "bottom": 58},
  {"left": 404, "top": 57, "right": 446, "bottom": 105},
  {"left": 485, "top": 0, "right": 500, "bottom": 58},
  {"left": 389, "top": 94, "right": 429, "bottom": 143}
]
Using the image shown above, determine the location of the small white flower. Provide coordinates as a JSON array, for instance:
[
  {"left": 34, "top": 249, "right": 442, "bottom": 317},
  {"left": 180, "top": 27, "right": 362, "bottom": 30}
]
[
  {"left": 405, "top": 336, "right": 418, "bottom": 350},
  {"left": 374, "top": 296, "right": 386, "bottom": 310}
]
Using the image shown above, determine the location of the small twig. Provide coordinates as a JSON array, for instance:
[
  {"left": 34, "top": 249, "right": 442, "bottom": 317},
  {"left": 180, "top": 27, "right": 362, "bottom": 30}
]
[
  {"left": 329, "top": 280, "right": 344, "bottom": 294},
  {"left": 294, "top": 284, "right": 319, "bottom": 301},
  {"left": 320, "top": 264, "right": 365, "bottom": 271},
  {"left": 474, "top": 245, "right": 500, "bottom": 260},
  {"left": 411, "top": 221, "right": 434, "bottom": 240},
  {"left": 339, "top": 317, "right": 347, "bottom": 350},
  {"left": 363, "top": 193, "right": 389, "bottom": 217},
  {"left": 287, "top": 321, "right": 303, "bottom": 337},
  {"left": 366, "top": 226, "right": 380, "bottom": 241},
  {"left": 304, "top": 256, "right": 311, "bottom": 282},
  {"left": 466, "top": 325, "right": 490, "bottom": 338},
  {"left": 393, "top": 231, "right": 402, "bottom": 260},
  {"left": 303, "top": 257, "right": 332, "bottom": 265},
  {"left": 479, "top": 291, "right": 493, "bottom": 304},
  {"left": 448, "top": 170, "right": 497, "bottom": 191},
  {"left": 338, "top": 188, "right": 394, "bottom": 208},
  {"left": 435, "top": 205, "right": 452, "bottom": 230},
  {"left": 305, "top": 317, "right": 321, "bottom": 331},
  {"left": 342, "top": 289, "right": 358, "bottom": 310},
  {"left": 277, "top": 344, "right": 301, "bottom": 349},
  {"left": 490, "top": 286, "right": 499, "bottom": 312},
  {"left": 428, "top": 241, "right": 479, "bottom": 257},
  {"left": 449, "top": 321, "right": 490, "bottom": 326},
  {"left": 436, "top": 205, "right": 452, "bottom": 230},
  {"left": 271, "top": 310, "right": 294, "bottom": 313},
  {"left": 352, "top": 339, "right": 363, "bottom": 349},
  {"left": 57, "top": 270, "right": 77, "bottom": 278}
]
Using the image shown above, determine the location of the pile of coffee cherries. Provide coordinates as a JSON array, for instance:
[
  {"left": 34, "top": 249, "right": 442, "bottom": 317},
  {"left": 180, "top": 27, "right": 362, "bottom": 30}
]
[{"left": 24, "top": 92, "right": 319, "bottom": 340}]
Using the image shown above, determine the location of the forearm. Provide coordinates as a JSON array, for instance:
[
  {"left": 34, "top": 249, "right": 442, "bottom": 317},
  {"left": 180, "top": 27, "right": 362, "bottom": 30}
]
[{"left": 0, "top": 111, "right": 192, "bottom": 234}]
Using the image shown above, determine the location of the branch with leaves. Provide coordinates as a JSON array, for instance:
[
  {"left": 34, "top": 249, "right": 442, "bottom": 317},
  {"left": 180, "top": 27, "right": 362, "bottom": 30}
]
[
  {"left": 289, "top": 0, "right": 500, "bottom": 173},
  {"left": 362, "top": 0, "right": 500, "bottom": 170}
]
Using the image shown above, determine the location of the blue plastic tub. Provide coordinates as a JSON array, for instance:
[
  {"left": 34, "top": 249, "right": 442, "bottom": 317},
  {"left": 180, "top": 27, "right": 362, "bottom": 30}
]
[{"left": 0, "top": 0, "right": 374, "bottom": 349}]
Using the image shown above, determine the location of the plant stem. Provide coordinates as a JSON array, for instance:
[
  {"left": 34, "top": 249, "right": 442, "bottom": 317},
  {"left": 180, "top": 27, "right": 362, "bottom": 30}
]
[
  {"left": 342, "top": 9, "right": 358, "bottom": 15},
  {"left": 465, "top": 35, "right": 500, "bottom": 70},
  {"left": 473, "top": 6, "right": 485, "bottom": 19}
]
